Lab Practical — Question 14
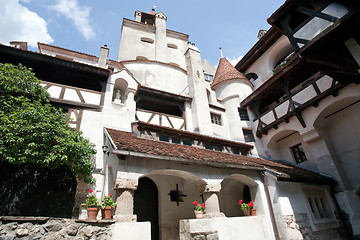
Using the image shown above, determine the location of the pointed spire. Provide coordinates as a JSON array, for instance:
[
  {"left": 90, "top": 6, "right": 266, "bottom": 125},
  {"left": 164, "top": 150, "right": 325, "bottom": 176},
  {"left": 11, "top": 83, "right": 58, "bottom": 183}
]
[
  {"left": 211, "top": 57, "right": 249, "bottom": 90},
  {"left": 219, "top": 47, "right": 224, "bottom": 58}
]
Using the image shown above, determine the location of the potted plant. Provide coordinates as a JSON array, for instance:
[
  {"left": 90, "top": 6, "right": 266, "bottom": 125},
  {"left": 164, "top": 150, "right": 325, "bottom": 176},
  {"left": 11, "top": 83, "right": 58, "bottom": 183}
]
[
  {"left": 239, "top": 199, "right": 254, "bottom": 216},
  {"left": 86, "top": 189, "right": 100, "bottom": 220},
  {"left": 101, "top": 194, "right": 116, "bottom": 219},
  {"left": 193, "top": 201, "right": 206, "bottom": 219}
]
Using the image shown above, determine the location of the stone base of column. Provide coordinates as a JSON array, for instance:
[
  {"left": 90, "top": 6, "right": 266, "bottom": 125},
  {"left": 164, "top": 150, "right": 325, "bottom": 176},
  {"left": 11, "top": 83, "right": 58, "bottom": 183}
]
[
  {"left": 114, "top": 214, "right": 137, "bottom": 222},
  {"left": 204, "top": 212, "right": 225, "bottom": 218}
]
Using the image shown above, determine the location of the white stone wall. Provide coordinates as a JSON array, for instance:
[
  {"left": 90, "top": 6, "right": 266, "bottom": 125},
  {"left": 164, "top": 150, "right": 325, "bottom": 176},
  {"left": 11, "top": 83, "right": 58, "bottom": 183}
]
[{"left": 244, "top": 35, "right": 292, "bottom": 90}]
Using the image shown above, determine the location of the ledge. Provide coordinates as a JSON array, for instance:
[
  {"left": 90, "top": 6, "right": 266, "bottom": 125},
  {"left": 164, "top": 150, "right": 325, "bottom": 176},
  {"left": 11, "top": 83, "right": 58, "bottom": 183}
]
[
  {"left": 0, "top": 216, "right": 50, "bottom": 224},
  {"left": 75, "top": 219, "right": 116, "bottom": 224},
  {"left": 0, "top": 216, "right": 115, "bottom": 225}
]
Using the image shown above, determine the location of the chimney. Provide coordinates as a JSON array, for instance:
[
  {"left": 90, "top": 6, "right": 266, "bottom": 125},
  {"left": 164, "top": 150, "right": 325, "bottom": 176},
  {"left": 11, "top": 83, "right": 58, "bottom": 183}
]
[
  {"left": 10, "top": 41, "right": 28, "bottom": 50},
  {"left": 98, "top": 44, "right": 109, "bottom": 68},
  {"left": 257, "top": 30, "right": 267, "bottom": 39}
]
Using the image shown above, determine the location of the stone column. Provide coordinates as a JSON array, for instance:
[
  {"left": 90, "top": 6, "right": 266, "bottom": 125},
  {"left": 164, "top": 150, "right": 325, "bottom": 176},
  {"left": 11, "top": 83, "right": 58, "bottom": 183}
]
[
  {"left": 203, "top": 184, "right": 225, "bottom": 218},
  {"left": 113, "top": 178, "right": 138, "bottom": 222}
]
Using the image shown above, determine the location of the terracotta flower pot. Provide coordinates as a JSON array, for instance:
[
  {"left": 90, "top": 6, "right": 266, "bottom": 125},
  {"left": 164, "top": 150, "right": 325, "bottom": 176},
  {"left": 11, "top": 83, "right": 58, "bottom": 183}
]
[
  {"left": 102, "top": 206, "right": 114, "bottom": 219},
  {"left": 242, "top": 209, "right": 251, "bottom": 216},
  {"left": 251, "top": 208, "right": 257, "bottom": 216},
  {"left": 87, "top": 207, "right": 99, "bottom": 220},
  {"left": 194, "top": 211, "right": 204, "bottom": 219}
]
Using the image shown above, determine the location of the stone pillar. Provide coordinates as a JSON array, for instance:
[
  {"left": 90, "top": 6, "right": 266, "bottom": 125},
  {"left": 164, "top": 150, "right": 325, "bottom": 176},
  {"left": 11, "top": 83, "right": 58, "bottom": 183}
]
[
  {"left": 203, "top": 184, "right": 225, "bottom": 218},
  {"left": 113, "top": 178, "right": 138, "bottom": 222}
]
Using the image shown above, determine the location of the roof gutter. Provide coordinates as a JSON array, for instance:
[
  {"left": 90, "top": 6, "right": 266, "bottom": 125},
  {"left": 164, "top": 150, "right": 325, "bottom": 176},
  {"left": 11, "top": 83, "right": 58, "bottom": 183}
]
[
  {"left": 103, "top": 128, "right": 118, "bottom": 151},
  {"left": 111, "top": 148, "right": 264, "bottom": 171}
]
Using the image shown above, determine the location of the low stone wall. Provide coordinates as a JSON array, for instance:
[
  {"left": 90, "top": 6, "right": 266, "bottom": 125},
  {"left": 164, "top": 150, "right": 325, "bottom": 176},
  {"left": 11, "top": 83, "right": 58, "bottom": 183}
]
[
  {"left": 0, "top": 216, "right": 114, "bottom": 239},
  {"left": 283, "top": 213, "right": 342, "bottom": 240}
]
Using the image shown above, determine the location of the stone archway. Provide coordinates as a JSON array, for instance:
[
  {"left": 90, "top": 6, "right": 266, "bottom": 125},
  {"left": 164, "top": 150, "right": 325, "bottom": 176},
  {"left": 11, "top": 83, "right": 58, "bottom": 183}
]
[
  {"left": 314, "top": 96, "right": 360, "bottom": 190},
  {"left": 141, "top": 169, "right": 206, "bottom": 240},
  {"left": 219, "top": 174, "right": 260, "bottom": 217},
  {"left": 266, "top": 129, "right": 309, "bottom": 164}
]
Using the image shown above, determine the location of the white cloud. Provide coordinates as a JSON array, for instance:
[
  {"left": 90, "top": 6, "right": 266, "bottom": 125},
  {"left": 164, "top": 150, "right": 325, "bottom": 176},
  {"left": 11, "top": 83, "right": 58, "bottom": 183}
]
[
  {"left": 227, "top": 56, "right": 243, "bottom": 67},
  {"left": 0, "top": 0, "right": 53, "bottom": 48},
  {"left": 50, "top": 0, "right": 95, "bottom": 40}
]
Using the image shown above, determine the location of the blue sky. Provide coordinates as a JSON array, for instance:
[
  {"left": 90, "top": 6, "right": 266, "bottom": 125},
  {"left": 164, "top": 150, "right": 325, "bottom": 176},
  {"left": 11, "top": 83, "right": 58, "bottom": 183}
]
[{"left": 0, "top": 0, "right": 285, "bottom": 67}]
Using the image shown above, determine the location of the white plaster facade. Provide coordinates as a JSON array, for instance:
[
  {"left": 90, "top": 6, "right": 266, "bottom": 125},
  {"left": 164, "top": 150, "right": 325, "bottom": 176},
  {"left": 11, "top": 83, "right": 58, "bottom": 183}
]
[{"left": 15, "top": 2, "right": 358, "bottom": 239}]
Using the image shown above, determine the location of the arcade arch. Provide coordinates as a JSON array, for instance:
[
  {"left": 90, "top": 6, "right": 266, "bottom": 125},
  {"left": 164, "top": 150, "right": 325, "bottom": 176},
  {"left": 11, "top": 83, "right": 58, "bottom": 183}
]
[{"left": 219, "top": 174, "right": 262, "bottom": 217}]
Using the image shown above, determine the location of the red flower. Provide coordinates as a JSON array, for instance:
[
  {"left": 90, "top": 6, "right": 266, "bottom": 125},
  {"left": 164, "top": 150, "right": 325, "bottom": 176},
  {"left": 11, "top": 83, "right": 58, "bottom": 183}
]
[
  {"left": 193, "top": 201, "right": 197, "bottom": 206},
  {"left": 89, "top": 190, "right": 93, "bottom": 193},
  {"left": 239, "top": 200, "right": 243, "bottom": 205},
  {"left": 201, "top": 203, "right": 205, "bottom": 208},
  {"left": 109, "top": 194, "right": 112, "bottom": 197}
]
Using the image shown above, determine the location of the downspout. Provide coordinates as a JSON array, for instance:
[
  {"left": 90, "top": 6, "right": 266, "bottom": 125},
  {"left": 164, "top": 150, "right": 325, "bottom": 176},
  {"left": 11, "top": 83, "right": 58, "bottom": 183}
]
[{"left": 261, "top": 171, "right": 281, "bottom": 240}]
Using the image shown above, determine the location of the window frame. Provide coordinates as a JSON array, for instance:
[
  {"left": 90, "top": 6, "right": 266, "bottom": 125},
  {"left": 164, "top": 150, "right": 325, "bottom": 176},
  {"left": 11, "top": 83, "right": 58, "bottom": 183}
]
[
  {"left": 290, "top": 143, "right": 307, "bottom": 164},
  {"left": 210, "top": 112, "right": 222, "bottom": 125},
  {"left": 238, "top": 107, "right": 250, "bottom": 121},
  {"left": 242, "top": 128, "right": 255, "bottom": 142},
  {"left": 303, "top": 185, "right": 335, "bottom": 224}
]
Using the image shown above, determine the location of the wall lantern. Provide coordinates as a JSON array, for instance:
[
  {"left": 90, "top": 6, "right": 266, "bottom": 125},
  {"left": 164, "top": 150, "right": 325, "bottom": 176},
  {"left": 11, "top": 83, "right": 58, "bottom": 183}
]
[{"left": 102, "top": 145, "right": 109, "bottom": 156}]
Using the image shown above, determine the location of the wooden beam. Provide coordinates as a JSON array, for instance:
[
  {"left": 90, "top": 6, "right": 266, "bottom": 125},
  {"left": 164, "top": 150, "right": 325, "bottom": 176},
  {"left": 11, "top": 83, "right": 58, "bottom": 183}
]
[
  {"left": 296, "top": 6, "right": 338, "bottom": 23},
  {"left": 281, "top": 19, "right": 300, "bottom": 52}
]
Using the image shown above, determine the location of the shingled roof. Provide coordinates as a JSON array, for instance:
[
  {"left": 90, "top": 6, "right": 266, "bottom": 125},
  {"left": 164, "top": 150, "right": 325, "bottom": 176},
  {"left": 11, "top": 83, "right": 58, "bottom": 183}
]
[
  {"left": 211, "top": 57, "right": 251, "bottom": 90},
  {"left": 105, "top": 127, "right": 336, "bottom": 185}
]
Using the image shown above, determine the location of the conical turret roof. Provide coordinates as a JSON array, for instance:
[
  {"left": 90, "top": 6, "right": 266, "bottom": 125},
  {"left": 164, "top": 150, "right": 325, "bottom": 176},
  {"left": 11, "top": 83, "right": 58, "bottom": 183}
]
[{"left": 211, "top": 57, "right": 250, "bottom": 90}]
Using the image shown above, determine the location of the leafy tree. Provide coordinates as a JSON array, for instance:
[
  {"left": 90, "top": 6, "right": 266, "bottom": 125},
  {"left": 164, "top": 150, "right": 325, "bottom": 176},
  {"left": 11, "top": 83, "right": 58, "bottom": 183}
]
[{"left": 0, "top": 63, "right": 96, "bottom": 183}]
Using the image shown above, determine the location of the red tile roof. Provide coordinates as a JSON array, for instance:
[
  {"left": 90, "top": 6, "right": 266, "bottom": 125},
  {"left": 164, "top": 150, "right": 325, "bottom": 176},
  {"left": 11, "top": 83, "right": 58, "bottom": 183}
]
[
  {"left": 105, "top": 128, "right": 336, "bottom": 185},
  {"left": 211, "top": 57, "right": 252, "bottom": 90}
]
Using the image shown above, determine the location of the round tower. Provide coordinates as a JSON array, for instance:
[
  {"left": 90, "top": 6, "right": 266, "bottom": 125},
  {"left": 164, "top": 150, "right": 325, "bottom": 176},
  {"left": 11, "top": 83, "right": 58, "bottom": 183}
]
[{"left": 211, "top": 57, "right": 254, "bottom": 142}]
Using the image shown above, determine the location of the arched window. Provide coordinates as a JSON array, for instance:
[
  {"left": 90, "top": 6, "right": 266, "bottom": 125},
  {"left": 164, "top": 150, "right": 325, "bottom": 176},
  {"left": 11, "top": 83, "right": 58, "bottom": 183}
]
[
  {"left": 136, "top": 56, "right": 149, "bottom": 61},
  {"left": 245, "top": 73, "right": 258, "bottom": 81}
]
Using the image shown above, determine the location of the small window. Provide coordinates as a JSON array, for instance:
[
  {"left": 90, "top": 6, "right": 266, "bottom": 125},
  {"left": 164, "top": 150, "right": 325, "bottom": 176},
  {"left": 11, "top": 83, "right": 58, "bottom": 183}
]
[
  {"left": 167, "top": 43, "right": 178, "bottom": 49},
  {"left": 214, "top": 146, "right": 222, "bottom": 152},
  {"left": 232, "top": 148, "right": 240, "bottom": 155},
  {"left": 204, "top": 74, "right": 214, "bottom": 82},
  {"left": 159, "top": 135, "right": 169, "bottom": 142},
  {"left": 291, "top": 143, "right": 307, "bottom": 164},
  {"left": 303, "top": 186, "right": 333, "bottom": 220},
  {"left": 205, "top": 143, "right": 213, "bottom": 150},
  {"left": 308, "top": 197, "right": 331, "bottom": 219},
  {"left": 141, "top": 37, "right": 154, "bottom": 44},
  {"left": 243, "top": 129, "right": 255, "bottom": 142},
  {"left": 245, "top": 73, "right": 258, "bottom": 81},
  {"left": 210, "top": 113, "right": 222, "bottom": 125},
  {"left": 241, "top": 150, "right": 248, "bottom": 156},
  {"left": 183, "top": 139, "right": 192, "bottom": 146},
  {"left": 238, "top": 108, "right": 250, "bottom": 121},
  {"left": 136, "top": 56, "right": 149, "bottom": 61},
  {"left": 172, "top": 137, "right": 181, "bottom": 144}
]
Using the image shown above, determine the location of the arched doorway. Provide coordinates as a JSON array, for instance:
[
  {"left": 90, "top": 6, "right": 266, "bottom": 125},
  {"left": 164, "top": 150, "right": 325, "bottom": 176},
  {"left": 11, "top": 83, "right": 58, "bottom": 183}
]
[{"left": 134, "top": 177, "right": 159, "bottom": 240}]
